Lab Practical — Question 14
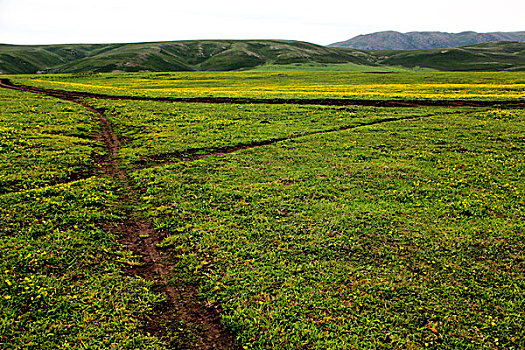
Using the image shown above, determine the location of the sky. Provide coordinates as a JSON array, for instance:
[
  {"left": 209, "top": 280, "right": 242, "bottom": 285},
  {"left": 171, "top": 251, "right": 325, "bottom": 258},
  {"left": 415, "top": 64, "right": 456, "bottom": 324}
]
[{"left": 1, "top": 0, "right": 524, "bottom": 46}]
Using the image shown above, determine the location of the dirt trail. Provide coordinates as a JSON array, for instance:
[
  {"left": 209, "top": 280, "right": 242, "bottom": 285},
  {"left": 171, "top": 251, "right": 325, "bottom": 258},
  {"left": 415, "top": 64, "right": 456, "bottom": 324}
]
[
  {"left": 0, "top": 79, "right": 504, "bottom": 348},
  {"left": 2, "top": 78, "right": 524, "bottom": 108},
  {"left": 0, "top": 80, "right": 235, "bottom": 349},
  {"left": 136, "top": 113, "right": 456, "bottom": 169}
]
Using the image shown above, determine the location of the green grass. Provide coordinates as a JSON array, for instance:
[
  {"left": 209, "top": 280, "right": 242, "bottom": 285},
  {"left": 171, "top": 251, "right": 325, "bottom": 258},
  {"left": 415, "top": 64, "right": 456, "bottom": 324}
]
[
  {"left": 252, "top": 62, "right": 433, "bottom": 72},
  {"left": 0, "top": 88, "right": 167, "bottom": 349},
  {"left": 85, "top": 91, "right": 525, "bottom": 348},
  {"left": 84, "top": 98, "right": 449, "bottom": 168},
  {"left": 11, "top": 70, "right": 525, "bottom": 100},
  {"left": 128, "top": 106, "right": 524, "bottom": 349},
  {"left": 0, "top": 88, "right": 97, "bottom": 193},
  {"left": 1, "top": 72, "right": 524, "bottom": 349},
  {"left": 0, "top": 178, "right": 165, "bottom": 349}
]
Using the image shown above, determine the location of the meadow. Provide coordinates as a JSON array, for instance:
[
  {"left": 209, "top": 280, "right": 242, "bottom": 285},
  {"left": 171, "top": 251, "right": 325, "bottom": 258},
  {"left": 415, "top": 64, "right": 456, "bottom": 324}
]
[
  {"left": 0, "top": 88, "right": 164, "bottom": 349},
  {"left": 1, "top": 71, "right": 524, "bottom": 349},
  {"left": 10, "top": 71, "right": 525, "bottom": 100}
]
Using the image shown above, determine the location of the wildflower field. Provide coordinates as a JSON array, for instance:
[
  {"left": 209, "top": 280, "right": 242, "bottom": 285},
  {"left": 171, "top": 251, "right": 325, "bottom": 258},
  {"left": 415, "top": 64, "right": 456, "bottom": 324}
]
[
  {"left": 11, "top": 71, "right": 525, "bottom": 100},
  {"left": 1, "top": 71, "right": 524, "bottom": 349}
]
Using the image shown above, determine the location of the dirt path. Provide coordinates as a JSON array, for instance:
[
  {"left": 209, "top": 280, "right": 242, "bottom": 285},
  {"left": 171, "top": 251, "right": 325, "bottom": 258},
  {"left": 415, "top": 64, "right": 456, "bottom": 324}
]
[
  {"left": 0, "top": 79, "right": 501, "bottom": 349},
  {"left": 0, "top": 80, "right": 236, "bottom": 349},
  {"left": 2, "top": 78, "right": 524, "bottom": 108},
  {"left": 135, "top": 112, "right": 461, "bottom": 169}
]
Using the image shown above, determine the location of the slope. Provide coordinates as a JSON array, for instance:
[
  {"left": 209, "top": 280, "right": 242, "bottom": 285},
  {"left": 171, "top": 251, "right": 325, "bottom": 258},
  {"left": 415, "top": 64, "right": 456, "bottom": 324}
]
[
  {"left": 330, "top": 31, "right": 525, "bottom": 50},
  {"left": 373, "top": 41, "right": 525, "bottom": 71},
  {"left": 0, "top": 40, "right": 375, "bottom": 74}
]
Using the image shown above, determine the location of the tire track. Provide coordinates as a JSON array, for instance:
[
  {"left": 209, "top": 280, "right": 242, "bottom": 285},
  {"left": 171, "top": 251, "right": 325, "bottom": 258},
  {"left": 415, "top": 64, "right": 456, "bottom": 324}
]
[
  {"left": 2, "top": 78, "right": 524, "bottom": 108},
  {"left": 0, "top": 80, "right": 236, "bottom": 349},
  {"left": 0, "top": 79, "right": 492, "bottom": 349},
  {"left": 134, "top": 112, "right": 461, "bottom": 169}
]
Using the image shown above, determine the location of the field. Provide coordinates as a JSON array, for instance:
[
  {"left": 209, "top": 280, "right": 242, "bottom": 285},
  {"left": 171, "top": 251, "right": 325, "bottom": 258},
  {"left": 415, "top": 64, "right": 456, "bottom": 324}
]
[
  {"left": 10, "top": 71, "right": 525, "bottom": 100},
  {"left": 0, "top": 71, "right": 524, "bottom": 349}
]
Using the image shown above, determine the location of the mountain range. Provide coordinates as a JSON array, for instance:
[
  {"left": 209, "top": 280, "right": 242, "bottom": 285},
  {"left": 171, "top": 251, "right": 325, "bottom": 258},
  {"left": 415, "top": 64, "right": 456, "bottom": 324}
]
[{"left": 330, "top": 31, "right": 525, "bottom": 50}]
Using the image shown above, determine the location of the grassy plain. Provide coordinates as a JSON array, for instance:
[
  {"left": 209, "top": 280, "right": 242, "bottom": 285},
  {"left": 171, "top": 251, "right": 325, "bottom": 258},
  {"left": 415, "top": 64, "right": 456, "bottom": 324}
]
[
  {"left": 0, "top": 89, "right": 165, "bottom": 349},
  {"left": 86, "top": 99, "right": 447, "bottom": 167},
  {"left": 0, "top": 89, "right": 96, "bottom": 193},
  {"left": 114, "top": 103, "right": 524, "bottom": 349},
  {"left": 1, "top": 71, "right": 524, "bottom": 349},
  {"left": 10, "top": 71, "right": 525, "bottom": 100}
]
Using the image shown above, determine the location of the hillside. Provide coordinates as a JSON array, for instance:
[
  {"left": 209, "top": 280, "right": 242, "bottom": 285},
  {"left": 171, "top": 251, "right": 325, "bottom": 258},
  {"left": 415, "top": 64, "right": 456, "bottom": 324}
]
[
  {"left": 2, "top": 39, "right": 524, "bottom": 74},
  {"left": 0, "top": 40, "right": 375, "bottom": 74},
  {"left": 372, "top": 41, "right": 525, "bottom": 71},
  {"left": 330, "top": 31, "right": 525, "bottom": 50}
]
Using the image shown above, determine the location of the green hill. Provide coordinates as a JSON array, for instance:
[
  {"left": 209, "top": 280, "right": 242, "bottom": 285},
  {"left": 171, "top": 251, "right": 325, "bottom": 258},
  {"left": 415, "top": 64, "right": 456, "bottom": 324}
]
[
  {"left": 330, "top": 31, "right": 525, "bottom": 50},
  {"left": 373, "top": 41, "right": 525, "bottom": 71},
  {"left": 1, "top": 39, "right": 524, "bottom": 74},
  {"left": 0, "top": 40, "right": 375, "bottom": 74}
]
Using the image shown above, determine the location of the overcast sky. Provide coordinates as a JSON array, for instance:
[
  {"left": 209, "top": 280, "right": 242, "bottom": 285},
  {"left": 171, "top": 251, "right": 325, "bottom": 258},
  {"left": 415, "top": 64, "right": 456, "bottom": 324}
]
[{"left": 1, "top": 0, "right": 524, "bottom": 46}]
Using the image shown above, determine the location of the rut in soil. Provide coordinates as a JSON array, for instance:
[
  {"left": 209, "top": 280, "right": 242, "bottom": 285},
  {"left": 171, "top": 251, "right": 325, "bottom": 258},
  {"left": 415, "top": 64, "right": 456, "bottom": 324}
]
[
  {"left": 0, "top": 81, "right": 236, "bottom": 349},
  {"left": 2, "top": 78, "right": 524, "bottom": 108},
  {"left": 0, "top": 79, "right": 495, "bottom": 349}
]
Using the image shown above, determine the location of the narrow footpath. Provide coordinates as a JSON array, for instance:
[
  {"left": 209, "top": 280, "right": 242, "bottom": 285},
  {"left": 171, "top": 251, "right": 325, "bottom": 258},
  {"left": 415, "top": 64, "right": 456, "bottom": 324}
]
[
  {"left": 0, "top": 79, "right": 501, "bottom": 349},
  {"left": 0, "top": 81, "right": 236, "bottom": 349}
]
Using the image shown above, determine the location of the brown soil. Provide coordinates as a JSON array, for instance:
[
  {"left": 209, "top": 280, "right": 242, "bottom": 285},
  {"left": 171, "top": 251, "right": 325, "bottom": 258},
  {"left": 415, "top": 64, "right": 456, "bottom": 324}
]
[
  {"left": 136, "top": 113, "right": 455, "bottom": 169},
  {"left": 2, "top": 78, "right": 524, "bottom": 108},
  {"left": 0, "top": 80, "right": 236, "bottom": 349},
  {"left": 1, "top": 78, "right": 518, "bottom": 349}
]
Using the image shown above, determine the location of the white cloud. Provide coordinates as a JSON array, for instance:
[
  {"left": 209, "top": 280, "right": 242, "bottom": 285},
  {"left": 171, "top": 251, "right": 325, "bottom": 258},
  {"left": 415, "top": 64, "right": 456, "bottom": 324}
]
[{"left": 0, "top": 0, "right": 523, "bottom": 45}]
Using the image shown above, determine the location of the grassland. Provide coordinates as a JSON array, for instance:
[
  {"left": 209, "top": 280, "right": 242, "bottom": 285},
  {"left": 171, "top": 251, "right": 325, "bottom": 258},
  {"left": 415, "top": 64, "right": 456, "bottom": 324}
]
[
  {"left": 0, "top": 88, "right": 165, "bottom": 349},
  {"left": 110, "top": 102, "right": 525, "bottom": 349},
  {"left": 0, "top": 88, "right": 96, "bottom": 193},
  {"left": 10, "top": 71, "right": 525, "bottom": 101},
  {"left": 1, "top": 71, "right": 524, "bottom": 349}
]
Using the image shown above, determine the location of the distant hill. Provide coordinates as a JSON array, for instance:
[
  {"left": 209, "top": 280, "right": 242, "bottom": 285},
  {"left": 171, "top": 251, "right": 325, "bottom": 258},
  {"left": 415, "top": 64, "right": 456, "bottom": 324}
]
[
  {"left": 372, "top": 41, "right": 525, "bottom": 71},
  {"left": 0, "top": 40, "right": 375, "bottom": 74},
  {"left": 1, "top": 38, "right": 524, "bottom": 74},
  {"left": 330, "top": 31, "right": 525, "bottom": 50}
]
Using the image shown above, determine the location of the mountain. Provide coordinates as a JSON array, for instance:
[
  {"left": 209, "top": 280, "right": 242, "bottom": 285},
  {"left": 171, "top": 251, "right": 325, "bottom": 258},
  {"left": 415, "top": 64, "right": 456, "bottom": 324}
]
[
  {"left": 373, "top": 41, "right": 525, "bottom": 71},
  {"left": 0, "top": 40, "right": 375, "bottom": 74},
  {"left": 330, "top": 31, "right": 525, "bottom": 50}
]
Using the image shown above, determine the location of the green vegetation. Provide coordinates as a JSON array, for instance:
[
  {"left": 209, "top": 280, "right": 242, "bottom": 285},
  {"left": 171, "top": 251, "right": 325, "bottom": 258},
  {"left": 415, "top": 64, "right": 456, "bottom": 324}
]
[
  {"left": 114, "top": 101, "right": 523, "bottom": 349},
  {"left": 375, "top": 41, "right": 525, "bottom": 71},
  {"left": 1, "top": 71, "right": 524, "bottom": 349},
  {"left": 11, "top": 70, "right": 525, "bottom": 100},
  {"left": 0, "top": 40, "right": 374, "bottom": 74},
  {"left": 0, "top": 88, "right": 96, "bottom": 193},
  {"left": 0, "top": 88, "right": 166, "bottom": 349},
  {"left": 2, "top": 39, "right": 524, "bottom": 74},
  {"left": 131, "top": 106, "right": 524, "bottom": 349},
  {"left": 251, "top": 62, "right": 430, "bottom": 72},
  {"left": 85, "top": 99, "right": 444, "bottom": 168}
]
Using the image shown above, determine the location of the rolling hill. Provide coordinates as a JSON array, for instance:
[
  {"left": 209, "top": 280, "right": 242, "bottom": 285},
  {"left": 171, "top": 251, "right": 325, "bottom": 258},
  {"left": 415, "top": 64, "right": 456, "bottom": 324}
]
[
  {"left": 0, "top": 40, "right": 375, "bottom": 74},
  {"left": 1, "top": 39, "right": 524, "bottom": 74},
  {"left": 373, "top": 41, "right": 525, "bottom": 71},
  {"left": 330, "top": 31, "right": 525, "bottom": 50}
]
